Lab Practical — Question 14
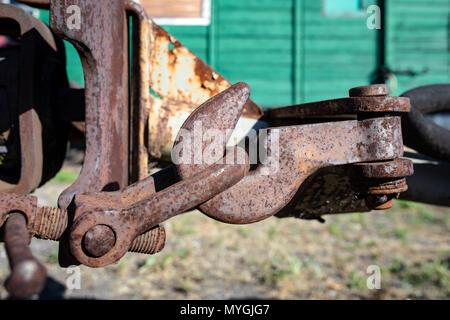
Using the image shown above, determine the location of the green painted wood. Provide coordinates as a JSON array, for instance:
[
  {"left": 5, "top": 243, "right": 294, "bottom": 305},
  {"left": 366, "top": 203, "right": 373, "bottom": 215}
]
[
  {"left": 213, "top": 0, "right": 295, "bottom": 106},
  {"left": 207, "top": 0, "right": 216, "bottom": 68},
  {"left": 300, "top": 0, "right": 378, "bottom": 102},
  {"left": 293, "top": 0, "right": 303, "bottom": 104},
  {"left": 34, "top": 0, "right": 448, "bottom": 107},
  {"left": 386, "top": 0, "right": 449, "bottom": 96}
]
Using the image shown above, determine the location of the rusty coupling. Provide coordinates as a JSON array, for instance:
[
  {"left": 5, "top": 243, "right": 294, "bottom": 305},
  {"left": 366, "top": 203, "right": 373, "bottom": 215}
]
[
  {"left": 0, "top": 82, "right": 413, "bottom": 298},
  {"left": 0, "top": 0, "right": 414, "bottom": 299},
  {"left": 2, "top": 82, "right": 412, "bottom": 266}
]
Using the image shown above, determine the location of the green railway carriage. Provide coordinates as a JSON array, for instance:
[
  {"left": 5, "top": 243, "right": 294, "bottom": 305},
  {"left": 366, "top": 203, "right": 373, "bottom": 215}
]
[{"left": 36, "top": 0, "right": 449, "bottom": 107}]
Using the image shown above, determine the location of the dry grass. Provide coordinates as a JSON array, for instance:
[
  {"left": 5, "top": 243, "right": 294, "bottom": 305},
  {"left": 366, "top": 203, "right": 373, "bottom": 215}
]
[{"left": 0, "top": 165, "right": 448, "bottom": 299}]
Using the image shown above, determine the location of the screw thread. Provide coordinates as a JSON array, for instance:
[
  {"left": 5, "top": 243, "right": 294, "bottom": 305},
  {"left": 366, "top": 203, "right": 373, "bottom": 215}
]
[
  {"left": 35, "top": 207, "right": 68, "bottom": 241},
  {"left": 129, "top": 226, "right": 166, "bottom": 254},
  {"left": 34, "top": 207, "right": 165, "bottom": 255}
]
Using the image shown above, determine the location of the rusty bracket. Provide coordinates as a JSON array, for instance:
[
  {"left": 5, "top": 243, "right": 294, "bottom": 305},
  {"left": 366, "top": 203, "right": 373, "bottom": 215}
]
[{"left": 50, "top": 0, "right": 131, "bottom": 209}]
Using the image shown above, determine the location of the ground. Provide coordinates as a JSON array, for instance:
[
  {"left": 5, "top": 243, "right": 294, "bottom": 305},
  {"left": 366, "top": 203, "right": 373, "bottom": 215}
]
[{"left": 0, "top": 163, "right": 449, "bottom": 300}]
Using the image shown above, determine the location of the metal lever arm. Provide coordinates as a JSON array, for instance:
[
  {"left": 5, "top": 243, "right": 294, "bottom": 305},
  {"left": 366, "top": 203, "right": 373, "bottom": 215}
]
[
  {"left": 190, "top": 117, "right": 404, "bottom": 224},
  {"left": 3, "top": 213, "right": 47, "bottom": 299}
]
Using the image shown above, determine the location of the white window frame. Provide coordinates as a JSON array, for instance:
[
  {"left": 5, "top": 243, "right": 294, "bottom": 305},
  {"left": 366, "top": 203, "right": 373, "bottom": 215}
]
[{"left": 134, "top": 0, "right": 211, "bottom": 26}]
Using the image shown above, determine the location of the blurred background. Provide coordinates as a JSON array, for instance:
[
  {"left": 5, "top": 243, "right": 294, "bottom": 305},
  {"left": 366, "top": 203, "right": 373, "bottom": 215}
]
[
  {"left": 0, "top": 0, "right": 448, "bottom": 299},
  {"left": 13, "top": 0, "right": 450, "bottom": 105}
]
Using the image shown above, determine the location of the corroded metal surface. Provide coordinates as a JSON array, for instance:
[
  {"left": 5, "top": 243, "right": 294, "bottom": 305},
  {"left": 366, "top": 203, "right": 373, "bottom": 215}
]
[
  {"left": 268, "top": 97, "right": 410, "bottom": 119},
  {"left": 65, "top": 82, "right": 411, "bottom": 267},
  {"left": 1, "top": 4, "right": 71, "bottom": 193},
  {"left": 173, "top": 82, "right": 250, "bottom": 175},
  {"left": 348, "top": 159, "right": 413, "bottom": 210},
  {"left": 349, "top": 84, "right": 390, "bottom": 97},
  {"left": 143, "top": 12, "right": 263, "bottom": 160},
  {"left": 350, "top": 158, "right": 414, "bottom": 179},
  {"left": 0, "top": 192, "right": 67, "bottom": 241},
  {"left": 126, "top": 0, "right": 152, "bottom": 181},
  {"left": 69, "top": 147, "right": 249, "bottom": 267},
  {"left": 3, "top": 213, "right": 47, "bottom": 299},
  {"left": 34, "top": 206, "right": 68, "bottom": 241},
  {"left": 0, "top": 0, "right": 421, "bottom": 298},
  {"left": 172, "top": 84, "right": 410, "bottom": 223},
  {"left": 67, "top": 83, "right": 252, "bottom": 266},
  {"left": 198, "top": 117, "right": 405, "bottom": 224},
  {"left": 51, "top": 0, "right": 130, "bottom": 209},
  {"left": 275, "top": 165, "right": 369, "bottom": 219},
  {"left": 0, "top": 191, "right": 165, "bottom": 263},
  {"left": 0, "top": 192, "right": 37, "bottom": 234},
  {"left": 266, "top": 84, "right": 413, "bottom": 217}
]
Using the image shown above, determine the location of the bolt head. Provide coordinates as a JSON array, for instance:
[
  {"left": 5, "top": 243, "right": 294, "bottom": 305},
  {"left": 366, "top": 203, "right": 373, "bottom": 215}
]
[
  {"left": 82, "top": 225, "right": 116, "bottom": 258},
  {"left": 349, "top": 84, "right": 389, "bottom": 97}
]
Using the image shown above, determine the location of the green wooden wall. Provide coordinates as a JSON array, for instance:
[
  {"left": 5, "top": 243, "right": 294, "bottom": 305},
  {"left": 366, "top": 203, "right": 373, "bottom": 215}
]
[
  {"left": 162, "top": 0, "right": 380, "bottom": 106},
  {"left": 386, "top": 0, "right": 450, "bottom": 96},
  {"left": 300, "top": 0, "right": 378, "bottom": 102},
  {"left": 36, "top": 0, "right": 449, "bottom": 107},
  {"left": 164, "top": 0, "right": 295, "bottom": 106}
]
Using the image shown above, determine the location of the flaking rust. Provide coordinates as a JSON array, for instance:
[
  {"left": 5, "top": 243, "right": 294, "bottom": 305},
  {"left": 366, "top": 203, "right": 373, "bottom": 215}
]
[{"left": 146, "top": 20, "right": 263, "bottom": 160}]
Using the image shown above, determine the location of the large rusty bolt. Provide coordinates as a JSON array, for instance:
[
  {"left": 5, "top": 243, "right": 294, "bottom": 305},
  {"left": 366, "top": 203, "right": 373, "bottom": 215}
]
[
  {"left": 82, "top": 225, "right": 116, "bottom": 257},
  {"left": 363, "top": 178, "right": 409, "bottom": 210},
  {"left": 2, "top": 203, "right": 166, "bottom": 256},
  {"left": 349, "top": 159, "right": 414, "bottom": 210},
  {"left": 349, "top": 84, "right": 389, "bottom": 97},
  {"left": 81, "top": 224, "right": 166, "bottom": 258},
  {"left": 351, "top": 84, "right": 391, "bottom": 121},
  {"left": 348, "top": 85, "right": 412, "bottom": 210},
  {"left": 33, "top": 207, "right": 166, "bottom": 256}
]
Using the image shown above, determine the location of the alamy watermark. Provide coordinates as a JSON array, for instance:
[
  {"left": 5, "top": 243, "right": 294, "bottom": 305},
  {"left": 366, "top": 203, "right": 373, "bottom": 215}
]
[
  {"left": 366, "top": 265, "right": 381, "bottom": 289},
  {"left": 366, "top": 5, "right": 381, "bottom": 30},
  {"left": 66, "top": 265, "right": 81, "bottom": 291},
  {"left": 66, "top": 5, "right": 81, "bottom": 30}
]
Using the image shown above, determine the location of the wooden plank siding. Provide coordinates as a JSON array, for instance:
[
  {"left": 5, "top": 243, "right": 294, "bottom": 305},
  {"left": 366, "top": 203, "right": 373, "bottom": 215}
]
[
  {"left": 301, "top": 0, "right": 378, "bottom": 102},
  {"left": 386, "top": 0, "right": 449, "bottom": 96},
  {"left": 165, "top": 0, "right": 295, "bottom": 106},
  {"left": 141, "top": 0, "right": 203, "bottom": 18},
  {"left": 165, "top": 0, "right": 380, "bottom": 106},
  {"left": 36, "top": 0, "right": 449, "bottom": 108}
]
